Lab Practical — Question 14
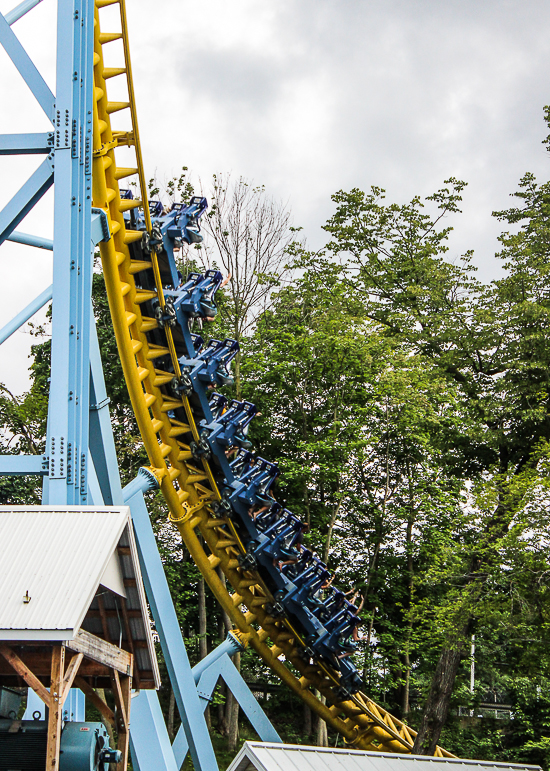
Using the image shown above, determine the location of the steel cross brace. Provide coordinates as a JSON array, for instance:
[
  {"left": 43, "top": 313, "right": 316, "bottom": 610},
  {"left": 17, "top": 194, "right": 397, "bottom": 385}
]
[
  {"left": 122, "top": 473, "right": 281, "bottom": 771},
  {"left": 87, "top": 340, "right": 279, "bottom": 770},
  {"left": 0, "top": 1, "right": 280, "bottom": 767},
  {"left": 172, "top": 643, "right": 281, "bottom": 767},
  {"left": 0, "top": 0, "right": 93, "bottom": 503}
]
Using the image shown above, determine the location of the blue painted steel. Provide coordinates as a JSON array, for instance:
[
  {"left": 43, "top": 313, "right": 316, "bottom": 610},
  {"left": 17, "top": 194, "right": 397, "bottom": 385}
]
[
  {"left": 191, "top": 632, "right": 243, "bottom": 683},
  {"left": 23, "top": 689, "right": 45, "bottom": 720},
  {"left": 0, "top": 455, "right": 47, "bottom": 475},
  {"left": 0, "top": 3, "right": 280, "bottom": 766},
  {"left": 0, "top": 157, "right": 54, "bottom": 244},
  {"left": 0, "top": 284, "right": 52, "bottom": 345},
  {"left": 121, "top": 466, "right": 157, "bottom": 500},
  {"left": 0, "top": 12, "right": 54, "bottom": 118},
  {"left": 130, "top": 692, "right": 179, "bottom": 771},
  {"left": 124, "top": 472, "right": 280, "bottom": 768},
  {"left": 123, "top": 485, "right": 219, "bottom": 771},
  {"left": 172, "top": 639, "right": 282, "bottom": 767},
  {"left": 62, "top": 689, "right": 85, "bottom": 722},
  {"left": 91, "top": 208, "right": 110, "bottom": 246},
  {"left": 0, "top": 132, "right": 53, "bottom": 154},
  {"left": 6, "top": 230, "right": 53, "bottom": 248},
  {"left": 44, "top": 0, "right": 94, "bottom": 506},
  {"left": 88, "top": 316, "right": 124, "bottom": 507},
  {"left": 5, "top": 0, "right": 45, "bottom": 25},
  {"left": 23, "top": 689, "right": 84, "bottom": 722},
  {"left": 209, "top": 656, "right": 280, "bottom": 743}
]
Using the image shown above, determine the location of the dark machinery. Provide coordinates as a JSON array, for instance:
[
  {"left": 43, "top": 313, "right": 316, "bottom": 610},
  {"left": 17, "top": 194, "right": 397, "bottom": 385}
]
[{"left": 0, "top": 699, "right": 121, "bottom": 771}]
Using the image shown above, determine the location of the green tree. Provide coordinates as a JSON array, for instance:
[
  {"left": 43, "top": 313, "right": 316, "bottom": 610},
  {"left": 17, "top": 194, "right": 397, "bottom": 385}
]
[
  {"left": 323, "top": 115, "right": 550, "bottom": 752},
  {"left": 242, "top": 248, "right": 468, "bottom": 725}
]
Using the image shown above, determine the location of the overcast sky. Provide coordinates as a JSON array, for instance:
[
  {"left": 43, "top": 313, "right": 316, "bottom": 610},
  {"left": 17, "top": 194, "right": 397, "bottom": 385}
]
[{"left": 1, "top": 0, "right": 550, "bottom": 394}]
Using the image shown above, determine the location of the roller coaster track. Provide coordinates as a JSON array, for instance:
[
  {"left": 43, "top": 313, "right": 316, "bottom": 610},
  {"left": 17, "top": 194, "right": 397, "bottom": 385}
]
[{"left": 91, "top": 0, "right": 453, "bottom": 756}]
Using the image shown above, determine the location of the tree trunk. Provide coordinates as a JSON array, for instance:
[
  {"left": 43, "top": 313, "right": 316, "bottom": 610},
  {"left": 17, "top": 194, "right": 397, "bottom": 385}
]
[
  {"left": 322, "top": 500, "right": 342, "bottom": 565},
  {"left": 198, "top": 576, "right": 208, "bottom": 660},
  {"left": 411, "top": 634, "right": 468, "bottom": 755},
  {"left": 403, "top": 494, "right": 415, "bottom": 717},
  {"left": 217, "top": 568, "right": 236, "bottom": 740},
  {"left": 226, "top": 651, "right": 241, "bottom": 752},
  {"left": 217, "top": 607, "right": 227, "bottom": 735},
  {"left": 402, "top": 651, "right": 410, "bottom": 717},
  {"left": 303, "top": 703, "right": 312, "bottom": 738},
  {"left": 218, "top": 680, "right": 227, "bottom": 736},
  {"left": 167, "top": 687, "right": 175, "bottom": 742},
  {"left": 413, "top": 491, "right": 510, "bottom": 753},
  {"left": 314, "top": 692, "right": 328, "bottom": 747},
  {"left": 234, "top": 349, "right": 241, "bottom": 399},
  {"left": 198, "top": 568, "right": 212, "bottom": 729}
]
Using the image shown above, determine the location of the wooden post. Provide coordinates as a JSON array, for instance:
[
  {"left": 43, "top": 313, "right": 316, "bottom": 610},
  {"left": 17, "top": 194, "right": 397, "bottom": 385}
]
[
  {"left": 46, "top": 645, "right": 65, "bottom": 770},
  {"left": 111, "top": 668, "right": 132, "bottom": 770}
]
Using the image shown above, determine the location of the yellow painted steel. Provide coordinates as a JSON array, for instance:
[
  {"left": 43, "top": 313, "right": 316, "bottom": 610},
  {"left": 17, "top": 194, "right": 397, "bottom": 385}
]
[{"left": 91, "top": 0, "right": 454, "bottom": 757}]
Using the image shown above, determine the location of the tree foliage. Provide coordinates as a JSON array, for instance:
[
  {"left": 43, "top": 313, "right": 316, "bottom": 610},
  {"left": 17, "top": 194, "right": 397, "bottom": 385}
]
[{"left": 4, "top": 113, "right": 550, "bottom": 764}]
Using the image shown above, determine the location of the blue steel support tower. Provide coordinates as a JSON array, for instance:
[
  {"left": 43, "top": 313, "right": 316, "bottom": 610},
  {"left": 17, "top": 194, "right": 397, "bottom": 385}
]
[{"left": 0, "top": 1, "right": 279, "bottom": 769}]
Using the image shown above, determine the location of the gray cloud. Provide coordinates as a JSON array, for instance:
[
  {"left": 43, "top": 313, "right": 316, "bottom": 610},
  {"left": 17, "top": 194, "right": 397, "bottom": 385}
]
[
  {"left": 2, "top": 0, "right": 550, "bottom": 392},
  {"left": 129, "top": 0, "right": 550, "bottom": 268}
]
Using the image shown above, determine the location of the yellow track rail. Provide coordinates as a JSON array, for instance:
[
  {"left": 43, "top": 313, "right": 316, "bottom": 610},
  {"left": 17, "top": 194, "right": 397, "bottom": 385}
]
[{"left": 91, "top": 0, "right": 453, "bottom": 757}]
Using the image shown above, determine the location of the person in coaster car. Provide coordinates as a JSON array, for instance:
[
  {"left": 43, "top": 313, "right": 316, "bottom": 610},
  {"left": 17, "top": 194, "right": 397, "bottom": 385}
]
[{"left": 202, "top": 273, "right": 232, "bottom": 322}]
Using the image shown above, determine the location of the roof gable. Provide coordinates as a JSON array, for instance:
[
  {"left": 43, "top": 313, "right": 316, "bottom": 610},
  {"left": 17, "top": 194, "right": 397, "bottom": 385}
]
[
  {"left": 0, "top": 506, "right": 129, "bottom": 638},
  {"left": 228, "top": 743, "right": 543, "bottom": 771},
  {"left": 0, "top": 505, "right": 160, "bottom": 689}
]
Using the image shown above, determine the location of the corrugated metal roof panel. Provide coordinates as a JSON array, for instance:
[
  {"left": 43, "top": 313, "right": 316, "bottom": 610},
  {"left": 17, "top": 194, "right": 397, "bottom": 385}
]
[
  {"left": 0, "top": 505, "right": 161, "bottom": 689},
  {"left": 0, "top": 506, "right": 128, "bottom": 636},
  {"left": 227, "top": 743, "right": 542, "bottom": 771}
]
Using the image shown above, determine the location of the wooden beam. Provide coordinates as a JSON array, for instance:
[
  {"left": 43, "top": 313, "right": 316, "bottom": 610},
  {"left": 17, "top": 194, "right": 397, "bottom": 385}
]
[
  {"left": 73, "top": 676, "right": 115, "bottom": 725},
  {"left": 66, "top": 628, "right": 132, "bottom": 675},
  {"left": 96, "top": 593, "right": 111, "bottom": 641},
  {"left": 113, "top": 670, "right": 132, "bottom": 771},
  {"left": 0, "top": 644, "right": 50, "bottom": 705},
  {"left": 0, "top": 672, "right": 155, "bottom": 690},
  {"left": 0, "top": 652, "right": 110, "bottom": 678},
  {"left": 120, "top": 596, "right": 140, "bottom": 690},
  {"left": 60, "top": 652, "right": 83, "bottom": 703},
  {"left": 46, "top": 645, "right": 64, "bottom": 769}
]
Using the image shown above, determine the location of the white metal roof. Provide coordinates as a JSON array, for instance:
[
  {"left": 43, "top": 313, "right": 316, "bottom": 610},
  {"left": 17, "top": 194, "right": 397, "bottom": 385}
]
[
  {"left": 227, "top": 743, "right": 542, "bottom": 771},
  {"left": 0, "top": 505, "right": 131, "bottom": 638},
  {"left": 0, "top": 505, "right": 160, "bottom": 688}
]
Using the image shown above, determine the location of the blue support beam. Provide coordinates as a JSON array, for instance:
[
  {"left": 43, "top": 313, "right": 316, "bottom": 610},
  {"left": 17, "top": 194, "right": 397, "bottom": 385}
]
[
  {"left": 0, "top": 283, "right": 52, "bottom": 345},
  {"left": 172, "top": 643, "right": 282, "bottom": 767},
  {"left": 0, "top": 12, "right": 54, "bottom": 119},
  {"left": 0, "top": 455, "right": 47, "bottom": 475},
  {"left": 5, "top": 0, "right": 45, "bottom": 25},
  {"left": 6, "top": 231, "right": 53, "bottom": 249},
  {"left": 130, "top": 692, "right": 179, "bottom": 771},
  {"left": 88, "top": 315, "right": 123, "bottom": 507},
  {"left": 23, "top": 686, "right": 84, "bottom": 722},
  {"left": 0, "top": 157, "right": 54, "bottom": 245},
  {"left": 123, "top": 481, "right": 219, "bottom": 771},
  {"left": 0, "top": 3, "right": 281, "bottom": 767},
  {"left": 0, "top": 132, "right": 53, "bottom": 154},
  {"left": 44, "top": 0, "right": 94, "bottom": 506},
  {"left": 124, "top": 470, "right": 280, "bottom": 770},
  {"left": 91, "top": 208, "right": 110, "bottom": 246}
]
